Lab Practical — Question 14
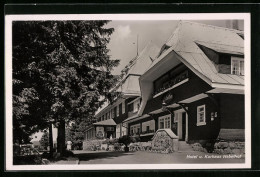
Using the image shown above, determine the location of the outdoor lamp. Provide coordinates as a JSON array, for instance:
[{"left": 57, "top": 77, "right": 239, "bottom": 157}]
[{"left": 162, "top": 102, "right": 174, "bottom": 116}]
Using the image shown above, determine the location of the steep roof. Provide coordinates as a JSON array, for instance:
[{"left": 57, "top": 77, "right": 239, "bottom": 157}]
[
  {"left": 95, "top": 42, "right": 160, "bottom": 116},
  {"left": 126, "top": 41, "right": 160, "bottom": 75},
  {"left": 115, "top": 41, "right": 160, "bottom": 94},
  {"left": 148, "top": 21, "right": 244, "bottom": 87}
]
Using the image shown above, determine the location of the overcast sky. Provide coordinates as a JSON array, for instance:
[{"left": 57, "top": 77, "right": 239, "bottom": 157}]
[{"left": 106, "top": 20, "right": 244, "bottom": 75}]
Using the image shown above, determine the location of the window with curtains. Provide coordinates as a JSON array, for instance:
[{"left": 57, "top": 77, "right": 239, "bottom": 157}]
[
  {"left": 158, "top": 115, "right": 171, "bottom": 129},
  {"left": 197, "top": 105, "right": 206, "bottom": 126},
  {"left": 231, "top": 57, "right": 244, "bottom": 75},
  {"left": 130, "top": 124, "right": 141, "bottom": 135}
]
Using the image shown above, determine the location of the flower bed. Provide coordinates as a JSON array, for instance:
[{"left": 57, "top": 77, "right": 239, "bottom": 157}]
[
  {"left": 83, "top": 140, "right": 103, "bottom": 151},
  {"left": 191, "top": 141, "right": 245, "bottom": 155}
]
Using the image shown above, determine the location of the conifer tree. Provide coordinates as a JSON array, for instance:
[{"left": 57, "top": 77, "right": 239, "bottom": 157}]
[{"left": 13, "top": 20, "right": 119, "bottom": 155}]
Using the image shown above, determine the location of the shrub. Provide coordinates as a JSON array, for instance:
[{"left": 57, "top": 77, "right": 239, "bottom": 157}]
[{"left": 118, "top": 136, "right": 140, "bottom": 148}]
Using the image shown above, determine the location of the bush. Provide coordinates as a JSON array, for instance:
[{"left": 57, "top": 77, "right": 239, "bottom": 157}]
[
  {"left": 102, "top": 138, "right": 118, "bottom": 145},
  {"left": 118, "top": 136, "right": 140, "bottom": 148}
]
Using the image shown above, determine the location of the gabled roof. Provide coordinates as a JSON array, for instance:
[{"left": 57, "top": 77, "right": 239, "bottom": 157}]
[
  {"left": 93, "top": 119, "right": 116, "bottom": 126},
  {"left": 126, "top": 41, "right": 160, "bottom": 75},
  {"left": 95, "top": 42, "right": 160, "bottom": 116},
  {"left": 114, "top": 41, "right": 160, "bottom": 94},
  {"left": 146, "top": 21, "right": 244, "bottom": 87}
]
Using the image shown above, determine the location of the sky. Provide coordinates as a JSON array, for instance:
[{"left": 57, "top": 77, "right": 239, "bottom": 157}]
[{"left": 106, "top": 20, "right": 243, "bottom": 75}]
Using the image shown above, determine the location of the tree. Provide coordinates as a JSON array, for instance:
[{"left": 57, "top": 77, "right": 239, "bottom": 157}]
[
  {"left": 13, "top": 21, "right": 119, "bottom": 155},
  {"left": 40, "top": 131, "right": 49, "bottom": 150}
]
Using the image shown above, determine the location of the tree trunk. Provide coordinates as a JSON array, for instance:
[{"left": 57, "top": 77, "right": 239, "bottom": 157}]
[
  {"left": 57, "top": 120, "right": 66, "bottom": 156},
  {"left": 49, "top": 123, "right": 53, "bottom": 158}
]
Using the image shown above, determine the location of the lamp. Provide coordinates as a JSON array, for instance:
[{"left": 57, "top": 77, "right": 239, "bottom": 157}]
[{"left": 162, "top": 102, "right": 174, "bottom": 116}]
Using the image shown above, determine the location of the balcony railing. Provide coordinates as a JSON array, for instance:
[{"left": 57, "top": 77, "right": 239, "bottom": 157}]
[{"left": 153, "top": 70, "right": 189, "bottom": 97}]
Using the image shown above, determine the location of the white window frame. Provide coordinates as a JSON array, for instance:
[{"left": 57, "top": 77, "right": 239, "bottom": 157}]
[
  {"left": 122, "top": 100, "right": 125, "bottom": 114},
  {"left": 197, "top": 105, "right": 206, "bottom": 126},
  {"left": 130, "top": 124, "right": 141, "bottom": 134},
  {"left": 158, "top": 114, "right": 171, "bottom": 129},
  {"left": 116, "top": 105, "right": 119, "bottom": 117},
  {"left": 174, "top": 112, "right": 179, "bottom": 123},
  {"left": 231, "top": 57, "right": 244, "bottom": 76}
]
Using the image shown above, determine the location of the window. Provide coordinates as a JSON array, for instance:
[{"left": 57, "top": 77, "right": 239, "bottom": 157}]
[
  {"left": 116, "top": 105, "right": 119, "bottom": 117},
  {"left": 128, "top": 98, "right": 141, "bottom": 113},
  {"left": 130, "top": 124, "right": 140, "bottom": 135},
  {"left": 114, "top": 107, "right": 117, "bottom": 117},
  {"left": 108, "top": 111, "right": 110, "bottom": 119},
  {"left": 130, "top": 127, "right": 134, "bottom": 135},
  {"left": 146, "top": 126, "right": 150, "bottom": 132},
  {"left": 122, "top": 101, "right": 125, "bottom": 114},
  {"left": 133, "top": 99, "right": 140, "bottom": 113},
  {"left": 174, "top": 112, "right": 179, "bottom": 123},
  {"left": 102, "top": 115, "right": 104, "bottom": 121},
  {"left": 141, "top": 120, "right": 155, "bottom": 133},
  {"left": 111, "top": 109, "right": 114, "bottom": 118},
  {"left": 197, "top": 105, "right": 206, "bottom": 126},
  {"left": 107, "top": 127, "right": 114, "bottom": 131},
  {"left": 128, "top": 103, "right": 134, "bottom": 112},
  {"left": 158, "top": 115, "right": 171, "bottom": 129},
  {"left": 119, "top": 103, "right": 122, "bottom": 115},
  {"left": 231, "top": 57, "right": 244, "bottom": 75}
]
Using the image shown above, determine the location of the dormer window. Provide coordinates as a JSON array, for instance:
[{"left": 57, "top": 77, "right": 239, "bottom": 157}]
[{"left": 231, "top": 56, "right": 244, "bottom": 75}]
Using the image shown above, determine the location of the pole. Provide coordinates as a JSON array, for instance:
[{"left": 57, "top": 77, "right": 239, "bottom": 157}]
[{"left": 137, "top": 34, "right": 139, "bottom": 56}]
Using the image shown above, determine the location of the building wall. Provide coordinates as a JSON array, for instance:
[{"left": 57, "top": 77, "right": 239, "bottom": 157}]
[
  {"left": 94, "top": 96, "right": 139, "bottom": 139},
  {"left": 187, "top": 97, "right": 220, "bottom": 141},
  {"left": 143, "top": 70, "right": 212, "bottom": 114},
  {"left": 219, "top": 93, "right": 245, "bottom": 129},
  {"left": 131, "top": 93, "right": 244, "bottom": 142}
]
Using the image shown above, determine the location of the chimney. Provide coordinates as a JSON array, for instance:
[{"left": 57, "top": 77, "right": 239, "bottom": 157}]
[{"left": 226, "top": 20, "right": 239, "bottom": 30}]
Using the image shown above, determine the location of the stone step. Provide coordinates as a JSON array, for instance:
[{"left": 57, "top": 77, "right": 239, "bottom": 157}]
[{"left": 178, "top": 141, "right": 194, "bottom": 152}]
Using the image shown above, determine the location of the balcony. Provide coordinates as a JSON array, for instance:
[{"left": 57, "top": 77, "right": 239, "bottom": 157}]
[{"left": 153, "top": 70, "right": 189, "bottom": 98}]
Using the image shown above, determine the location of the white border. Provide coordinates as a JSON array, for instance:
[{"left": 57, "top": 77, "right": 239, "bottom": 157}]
[{"left": 5, "top": 13, "right": 251, "bottom": 170}]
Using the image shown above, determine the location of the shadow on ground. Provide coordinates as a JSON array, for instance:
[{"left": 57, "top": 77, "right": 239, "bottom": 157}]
[{"left": 75, "top": 151, "right": 134, "bottom": 162}]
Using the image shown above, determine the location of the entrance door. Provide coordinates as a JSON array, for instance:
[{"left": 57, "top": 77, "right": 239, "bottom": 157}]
[
  {"left": 174, "top": 109, "right": 187, "bottom": 141},
  {"left": 107, "top": 131, "right": 113, "bottom": 138}
]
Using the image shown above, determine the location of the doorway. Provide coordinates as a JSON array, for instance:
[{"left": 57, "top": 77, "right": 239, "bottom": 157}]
[{"left": 174, "top": 109, "right": 188, "bottom": 141}]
